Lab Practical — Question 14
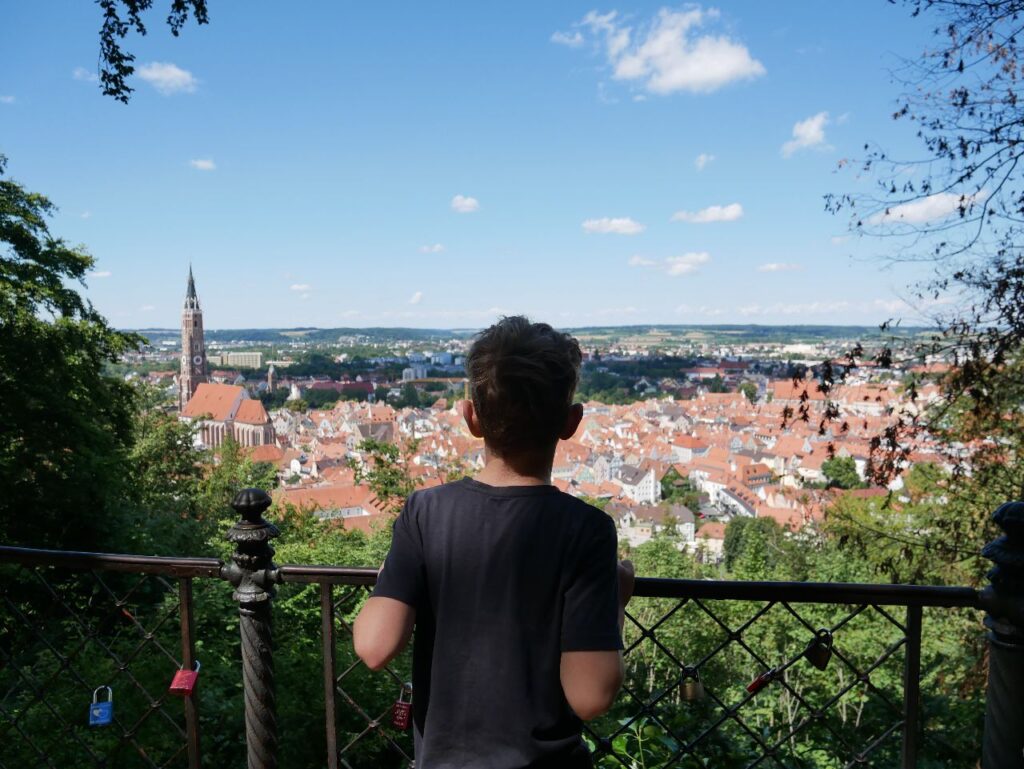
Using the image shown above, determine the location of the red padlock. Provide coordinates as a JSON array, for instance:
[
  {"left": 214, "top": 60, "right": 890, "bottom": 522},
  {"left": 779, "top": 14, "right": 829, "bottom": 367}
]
[
  {"left": 169, "top": 660, "right": 201, "bottom": 696},
  {"left": 391, "top": 682, "right": 413, "bottom": 730},
  {"left": 746, "top": 667, "right": 776, "bottom": 695}
]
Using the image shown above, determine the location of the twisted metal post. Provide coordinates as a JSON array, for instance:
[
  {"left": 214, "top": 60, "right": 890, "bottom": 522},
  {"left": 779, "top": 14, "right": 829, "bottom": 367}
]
[
  {"left": 981, "top": 501, "right": 1024, "bottom": 769},
  {"left": 222, "top": 488, "right": 280, "bottom": 769}
]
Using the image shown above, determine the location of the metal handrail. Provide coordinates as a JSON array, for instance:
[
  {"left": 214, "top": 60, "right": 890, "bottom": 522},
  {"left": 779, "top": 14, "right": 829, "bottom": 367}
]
[
  {"left": 0, "top": 545, "right": 221, "bottom": 578},
  {"left": 0, "top": 546, "right": 984, "bottom": 608}
]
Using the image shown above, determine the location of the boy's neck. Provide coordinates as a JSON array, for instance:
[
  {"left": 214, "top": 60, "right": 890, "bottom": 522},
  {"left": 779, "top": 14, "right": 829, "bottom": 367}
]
[{"left": 475, "top": 448, "right": 554, "bottom": 487}]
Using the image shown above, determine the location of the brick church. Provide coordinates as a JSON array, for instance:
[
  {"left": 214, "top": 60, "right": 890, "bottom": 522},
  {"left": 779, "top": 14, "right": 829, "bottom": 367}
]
[{"left": 178, "top": 268, "right": 274, "bottom": 448}]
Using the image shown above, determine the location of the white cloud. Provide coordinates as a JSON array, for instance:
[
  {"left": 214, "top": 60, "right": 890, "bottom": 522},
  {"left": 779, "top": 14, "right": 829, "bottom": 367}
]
[
  {"left": 88, "top": 270, "right": 112, "bottom": 278},
  {"left": 695, "top": 152, "right": 714, "bottom": 171},
  {"left": 80, "top": 211, "right": 92, "bottom": 220},
  {"left": 782, "top": 111, "right": 830, "bottom": 157},
  {"left": 409, "top": 291, "right": 424, "bottom": 305},
  {"left": 290, "top": 283, "right": 311, "bottom": 292},
  {"left": 551, "top": 30, "right": 584, "bottom": 48},
  {"left": 757, "top": 262, "right": 800, "bottom": 272},
  {"left": 593, "top": 305, "right": 639, "bottom": 317},
  {"left": 627, "top": 254, "right": 655, "bottom": 267},
  {"left": 671, "top": 202, "right": 743, "bottom": 223},
  {"left": 189, "top": 158, "right": 216, "bottom": 171},
  {"left": 573, "top": 7, "right": 765, "bottom": 95},
  {"left": 136, "top": 62, "right": 198, "bottom": 95},
  {"left": 869, "top": 192, "right": 980, "bottom": 225},
  {"left": 582, "top": 216, "right": 645, "bottom": 235},
  {"left": 665, "top": 251, "right": 710, "bottom": 276},
  {"left": 628, "top": 251, "right": 710, "bottom": 275},
  {"left": 451, "top": 194, "right": 480, "bottom": 213},
  {"left": 830, "top": 235, "right": 849, "bottom": 245},
  {"left": 300, "top": 293, "right": 310, "bottom": 301},
  {"left": 739, "top": 300, "right": 852, "bottom": 316},
  {"left": 0, "top": 95, "right": 14, "bottom": 104},
  {"left": 675, "top": 303, "right": 725, "bottom": 317},
  {"left": 419, "top": 243, "right": 445, "bottom": 253},
  {"left": 872, "top": 299, "right": 908, "bottom": 314},
  {"left": 73, "top": 67, "right": 98, "bottom": 83},
  {"left": 139, "top": 304, "right": 156, "bottom": 312}
]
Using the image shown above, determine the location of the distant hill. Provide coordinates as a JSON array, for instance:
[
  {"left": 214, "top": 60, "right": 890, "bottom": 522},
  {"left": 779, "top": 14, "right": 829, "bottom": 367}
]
[
  {"left": 124, "top": 327, "right": 479, "bottom": 345},
  {"left": 124, "top": 324, "right": 933, "bottom": 347}
]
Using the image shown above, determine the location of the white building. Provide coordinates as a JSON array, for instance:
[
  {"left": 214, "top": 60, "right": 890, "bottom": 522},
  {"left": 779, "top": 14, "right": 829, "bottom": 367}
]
[{"left": 616, "top": 465, "right": 658, "bottom": 505}]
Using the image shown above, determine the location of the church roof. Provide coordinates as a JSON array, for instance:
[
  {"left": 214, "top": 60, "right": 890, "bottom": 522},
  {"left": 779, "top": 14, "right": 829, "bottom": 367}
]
[
  {"left": 182, "top": 383, "right": 244, "bottom": 421},
  {"left": 236, "top": 399, "right": 271, "bottom": 425}
]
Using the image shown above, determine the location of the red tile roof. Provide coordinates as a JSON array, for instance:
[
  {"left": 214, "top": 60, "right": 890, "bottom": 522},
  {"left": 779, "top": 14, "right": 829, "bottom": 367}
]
[
  {"left": 249, "top": 444, "right": 284, "bottom": 463},
  {"left": 182, "top": 383, "right": 243, "bottom": 421},
  {"left": 276, "top": 484, "right": 390, "bottom": 516},
  {"left": 235, "top": 399, "right": 270, "bottom": 425}
]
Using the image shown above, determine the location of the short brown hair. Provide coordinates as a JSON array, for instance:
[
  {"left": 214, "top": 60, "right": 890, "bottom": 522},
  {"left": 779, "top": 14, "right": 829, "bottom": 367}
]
[{"left": 465, "top": 316, "right": 582, "bottom": 456}]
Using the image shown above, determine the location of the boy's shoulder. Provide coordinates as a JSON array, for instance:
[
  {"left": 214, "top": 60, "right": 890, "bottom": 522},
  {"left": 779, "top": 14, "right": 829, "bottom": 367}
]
[{"left": 407, "top": 478, "right": 613, "bottom": 529}]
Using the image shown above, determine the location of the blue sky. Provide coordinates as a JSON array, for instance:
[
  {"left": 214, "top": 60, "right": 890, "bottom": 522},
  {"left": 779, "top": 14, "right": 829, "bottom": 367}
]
[{"left": 2, "top": 2, "right": 942, "bottom": 329}]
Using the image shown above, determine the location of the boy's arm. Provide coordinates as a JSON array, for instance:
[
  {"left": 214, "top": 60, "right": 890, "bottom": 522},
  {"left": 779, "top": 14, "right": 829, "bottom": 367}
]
[
  {"left": 560, "top": 649, "right": 624, "bottom": 722},
  {"left": 353, "top": 502, "right": 425, "bottom": 671},
  {"left": 560, "top": 523, "right": 634, "bottom": 721},
  {"left": 353, "top": 594, "right": 416, "bottom": 671}
]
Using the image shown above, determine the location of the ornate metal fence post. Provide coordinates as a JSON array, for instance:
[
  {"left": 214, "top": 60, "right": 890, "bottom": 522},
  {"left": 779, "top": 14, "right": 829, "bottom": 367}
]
[
  {"left": 981, "top": 501, "right": 1024, "bottom": 769},
  {"left": 222, "top": 488, "right": 280, "bottom": 769}
]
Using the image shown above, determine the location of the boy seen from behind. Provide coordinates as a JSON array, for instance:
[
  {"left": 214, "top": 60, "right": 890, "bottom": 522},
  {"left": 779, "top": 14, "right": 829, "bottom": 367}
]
[{"left": 353, "top": 315, "right": 634, "bottom": 769}]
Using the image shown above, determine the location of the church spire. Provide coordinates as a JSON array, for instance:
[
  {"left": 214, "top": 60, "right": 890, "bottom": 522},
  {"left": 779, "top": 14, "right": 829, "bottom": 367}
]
[
  {"left": 180, "top": 265, "right": 208, "bottom": 411},
  {"left": 184, "top": 265, "right": 201, "bottom": 310}
]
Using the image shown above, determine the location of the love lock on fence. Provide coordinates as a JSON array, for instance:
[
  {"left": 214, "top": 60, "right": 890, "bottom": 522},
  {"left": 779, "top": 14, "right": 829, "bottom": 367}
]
[
  {"left": 169, "top": 660, "right": 201, "bottom": 696},
  {"left": 88, "top": 686, "right": 113, "bottom": 727},
  {"left": 679, "top": 667, "right": 705, "bottom": 701},
  {"left": 803, "top": 629, "right": 834, "bottom": 671}
]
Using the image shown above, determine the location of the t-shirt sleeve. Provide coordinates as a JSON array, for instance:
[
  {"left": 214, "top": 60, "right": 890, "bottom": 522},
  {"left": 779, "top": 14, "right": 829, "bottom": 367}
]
[
  {"left": 561, "top": 513, "right": 623, "bottom": 652},
  {"left": 372, "top": 497, "right": 426, "bottom": 609}
]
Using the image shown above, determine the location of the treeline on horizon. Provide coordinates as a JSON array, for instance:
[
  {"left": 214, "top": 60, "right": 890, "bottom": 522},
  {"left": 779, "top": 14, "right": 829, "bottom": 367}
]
[{"left": 123, "top": 323, "right": 936, "bottom": 347}]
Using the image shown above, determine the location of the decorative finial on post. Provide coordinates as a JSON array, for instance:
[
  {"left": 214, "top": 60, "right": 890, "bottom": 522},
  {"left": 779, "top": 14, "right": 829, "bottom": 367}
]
[
  {"left": 222, "top": 488, "right": 280, "bottom": 769},
  {"left": 980, "top": 501, "right": 1024, "bottom": 769}
]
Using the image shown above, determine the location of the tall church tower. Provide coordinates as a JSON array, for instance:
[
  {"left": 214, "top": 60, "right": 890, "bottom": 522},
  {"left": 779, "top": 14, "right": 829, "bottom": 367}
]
[{"left": 179, "top": 266, "right": 209, "bottom": 411}]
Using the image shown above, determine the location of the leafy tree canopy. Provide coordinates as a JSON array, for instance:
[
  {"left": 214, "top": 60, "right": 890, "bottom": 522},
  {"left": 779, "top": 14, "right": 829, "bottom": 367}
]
[
  {"left": 821, "top": 456, "right": 862, "bottom": 490},
  {"left": 96, "top": 1, "right": 209, "bottom": 102},
  {"left": 825, "top": 0, "right": 1024, "bottom": 486},
  {"left": 0, "top": 156, "right": 143, "bottom": 547}
]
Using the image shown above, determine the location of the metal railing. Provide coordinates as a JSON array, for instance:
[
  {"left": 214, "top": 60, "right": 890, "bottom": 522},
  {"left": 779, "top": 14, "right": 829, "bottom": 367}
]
[{"left": 0, "top": 492, "right": 1021, "bottom": 768}]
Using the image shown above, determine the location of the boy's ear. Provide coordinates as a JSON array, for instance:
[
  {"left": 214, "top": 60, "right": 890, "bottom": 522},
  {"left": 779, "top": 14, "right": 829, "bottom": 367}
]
[
  {"left": 560, "top": 403, "right": 584, "bottom": 441},
  {"left": 462, "top": 398, "right": 485, "bottom": 438}
]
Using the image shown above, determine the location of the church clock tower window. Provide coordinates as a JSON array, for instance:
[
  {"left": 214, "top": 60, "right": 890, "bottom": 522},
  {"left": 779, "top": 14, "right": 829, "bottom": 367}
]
[{"left": 179, "top": 266, "right": 209, "bottom": 412}]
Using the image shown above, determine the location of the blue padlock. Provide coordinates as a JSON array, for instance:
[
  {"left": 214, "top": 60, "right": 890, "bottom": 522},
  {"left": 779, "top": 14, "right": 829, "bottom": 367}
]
[{"left": 89, "top": 686, "right": 113, "bottom": 726}]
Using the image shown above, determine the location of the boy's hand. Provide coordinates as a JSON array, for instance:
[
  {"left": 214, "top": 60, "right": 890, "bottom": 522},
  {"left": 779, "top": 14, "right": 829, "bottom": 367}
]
[{"left": 617, "top": 560, "right": 634, "bottom": 632}]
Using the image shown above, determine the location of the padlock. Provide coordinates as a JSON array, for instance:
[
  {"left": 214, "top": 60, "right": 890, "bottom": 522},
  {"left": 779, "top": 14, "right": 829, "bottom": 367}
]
[
  {"left": 802, "top": 628, "right": 833, "bottom": 671},
  {"left": 746, "top": 668, "right": 776, "bottom": 695},
  {"left": 169, "top": 660, "right": 201, "bottom": 696},
  {"left": 391, "top": 682, "right": 413, "bottom": 730},
  {"left": 679, "top": 667, "right": 705, "bottom": 701},
  {"left": 89, "top": 686, "right": 113, "bottom": 726}
]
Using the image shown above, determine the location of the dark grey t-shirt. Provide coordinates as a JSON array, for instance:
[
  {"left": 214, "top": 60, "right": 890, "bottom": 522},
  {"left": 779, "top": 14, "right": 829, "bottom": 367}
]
[{"left": 373, "top": 477, "right": 622, "bottom": 769}]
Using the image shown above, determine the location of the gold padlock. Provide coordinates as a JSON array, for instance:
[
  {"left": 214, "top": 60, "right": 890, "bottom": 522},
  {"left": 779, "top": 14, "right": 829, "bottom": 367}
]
[{"left": 679, "top": 667, "right": 705, "bottom": 701}]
